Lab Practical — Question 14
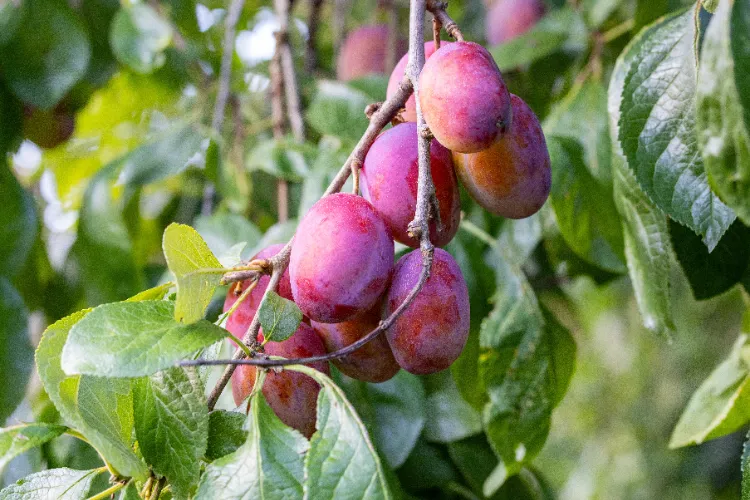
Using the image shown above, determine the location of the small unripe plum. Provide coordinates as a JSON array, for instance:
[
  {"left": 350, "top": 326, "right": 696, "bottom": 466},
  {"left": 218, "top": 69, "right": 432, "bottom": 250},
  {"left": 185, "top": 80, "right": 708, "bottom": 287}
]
[
  {"left": 453, "top": 94, "right": 550, "bottom": 218},
  {"left": 336, "top": 25, "right": 406, "bottom": 81},
  {"left": 312, "top": 305, "right": 400, "bottom": 383},
  {"left": 385, "top": 248, "right": 469, "bottom": 375},
  {"left": 485, "top": 0, "right": 545, "bottom": 45},
  {"left": 231, "top": 323, "right": 329, "bottom": 438},
  {"left": 223, "top": 244, "right": 293, "bottom": 335},
  {"left": 290, "top": 193, "right": 394, "bottom": 323},
  {"left": 419, "top": 41, "right": 512, "bottom": 153},
  {"left": 361, "top": 122, "right": 460, "bottom": 248},
  {"left": 386, "top": 41, "right": 451, "bottom": 122}
]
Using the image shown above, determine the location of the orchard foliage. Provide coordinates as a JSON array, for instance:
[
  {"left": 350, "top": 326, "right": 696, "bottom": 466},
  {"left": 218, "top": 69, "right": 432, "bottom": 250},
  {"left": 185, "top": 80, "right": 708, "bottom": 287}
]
[{"left": 1, "top": 0, "right": 750, "bottom": 498}]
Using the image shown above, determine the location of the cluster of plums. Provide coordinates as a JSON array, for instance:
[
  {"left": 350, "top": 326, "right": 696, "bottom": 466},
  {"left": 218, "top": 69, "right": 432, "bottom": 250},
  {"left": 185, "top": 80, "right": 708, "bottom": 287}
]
[{"left": 225, "top": 34, "right": 551, "bottom": 437}]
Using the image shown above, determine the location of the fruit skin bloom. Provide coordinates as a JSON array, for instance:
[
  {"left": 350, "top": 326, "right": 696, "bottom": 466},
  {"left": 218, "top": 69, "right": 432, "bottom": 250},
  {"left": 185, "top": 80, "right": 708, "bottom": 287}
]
[
  {"left": 419, "top": 41, "right": 512, "bottom": 153},
  {"left": 385, "top": 248, "right": 470, "bottom": 375},
  {"left": 453, "top": 94, "right": 551, "bottom": 219},
  {"left": 290, "top": 193, "right": 395, "bottom": 324}
]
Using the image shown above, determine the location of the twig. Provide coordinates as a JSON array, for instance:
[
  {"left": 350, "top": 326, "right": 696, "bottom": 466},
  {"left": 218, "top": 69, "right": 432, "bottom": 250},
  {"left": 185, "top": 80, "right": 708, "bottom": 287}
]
[
  {"left": 305, "top": 0, "right": 325, "bottom": 72},
  {"left": 203, "top": 0, "right": 247, "bottom": 215},
  {"left": 351, "top": 159, "right": 361, "bottom": 195},
  {"left": 426, "top": 0, "right": 463, "bottom": 41},
  {"left": 433, "top": 17, "right": 442, "bottom": 49},
  {"left": 384, "top": 0, "right": 399, "bottom": 73}
]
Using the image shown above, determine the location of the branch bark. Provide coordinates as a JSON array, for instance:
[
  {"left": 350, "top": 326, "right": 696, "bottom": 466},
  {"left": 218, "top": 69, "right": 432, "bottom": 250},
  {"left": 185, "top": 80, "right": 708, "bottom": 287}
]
[{"left": 305, "top": 0, "right": 325, "bottom": 72}]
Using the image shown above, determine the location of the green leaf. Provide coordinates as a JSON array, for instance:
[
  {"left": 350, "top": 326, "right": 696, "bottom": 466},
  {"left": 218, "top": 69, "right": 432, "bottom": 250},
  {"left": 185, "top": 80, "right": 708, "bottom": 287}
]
[
  {"left": 0, "top": 1, "right": 24, "bottom": 46},
  {"left": 0, "top": 279, "right": 33, "bottom": 422},
  {"left": 206, "top": 410, "right": 246, "bottom": 461},
  {"left": 194, "top": 213, "right": 262, "bottom": 264},
  {"left": 162, "top": 223, "right": 224, "bottom": 324},
  {"left": 290, "top": 365, "right": 392, "bottom": 499},
  {"left": 0, "top": 423, "right": 67, "bottom": 473},
  {"left": 258, "top": 291, "right": 303, "bottom": 343},
  {"left": 118, "top": 483, "right": 140, "bottom": 500},
  {"left": 118, "top": 125, "right": 205, "bottom": 186},
  {"left": 0, "top": 165, "right": 37, "bottom": 278},
  {"left": 608, "top": 25, "right": 676, "bottom": 337},
  {"left": 619, "top": 9, "right": 735, "bottom": 251},
  {"left": 422, "top": 372, "right": 482, "bottom": 444},
  {"left": 545, "top": 78, "right": 612, "bottom": 183},
  {"left": 35, "top": 310, "right": 148, "bottom": 480},
  {"left": 582, "top": 0, "right": 623, "bottom": 27},
  {"left": 397, "top": 438, "right": 460, "bottom": 490},
  {"left": 70, "top": 164, "right": 144, "bottom": 305},
  {"left": 1, "top": 0, "right": 91, "bottom": 109},
  {"left": 133, "top": 367, "right": 208, "bottom": 498},
  {"left": 0, "top": 468, "right": 101, "bottom": 500},
  {"left": 696, "top": 0, "right": 750, "bottom": 226},
  {"left": 196, "top": 392, "right": 308, "bottom": 500},
  {"left": 670, "top": 334, "right": 750, "bottom": 448},
  {"left": 548, "top": 136, "right": 626, "bottom": 273},
  {"left": 734, "top": 0, "right": 750, "bottom": 132},
  {"left": 246, "top": 139, "right": 313, "bottom": 182},
  {"left": 110, "top": 4, "right": 172, "bottom": 74},
  {"left": 669, "top": 219, "right": 750, "bottom": 300},
  {"left": 489, "top": 8, "right": 587, "bottom": 71},
  {"left": 306, "top": 81, "right": 371, "bottom": 141},
  {"left": 126, "top": 282, "right": 174, "bottom": 302},
  {"left": 61, "top": 301, "right": 227, "bottom": 377},
  {"left": 338, "top": 370, "right": 426, "bottom": 468},
  {"left": 448, "top": 435, "right": 500, "bottom": 494}
]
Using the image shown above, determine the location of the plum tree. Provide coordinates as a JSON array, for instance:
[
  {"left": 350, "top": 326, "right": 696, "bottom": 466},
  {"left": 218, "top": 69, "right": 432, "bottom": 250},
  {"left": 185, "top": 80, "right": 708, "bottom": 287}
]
[
  {"left": 231, "top": 323, "right": 330, "bottom": 438},
  {"left": 312, "top": 304, "right": 400, "bottom": 383},
  {"left": 289, "top": 193, "right": 394, "bottom": 323},
  {"left": 419, "top": 41, "right": 511, "bottom": 153},
  {"left": 336, "top": 25, "right": 406, "bottom": 81},
  {"left": 385, "top": 248, "right": 470, "bottom": 375},
  {"left": 485, "top": 0, "right": 545, "bottom": 45},
  {"left": 223, "top": 243, "right": 294, "bottom": 335},
  {"left": 453, "top": 94, "right": 550, "bottom": 218},
  {"left": 386, "top": 41, "right": 451, "bottom": 122},
  {"left": 361, "top": 122, "right": 460, "bottom": 248}
]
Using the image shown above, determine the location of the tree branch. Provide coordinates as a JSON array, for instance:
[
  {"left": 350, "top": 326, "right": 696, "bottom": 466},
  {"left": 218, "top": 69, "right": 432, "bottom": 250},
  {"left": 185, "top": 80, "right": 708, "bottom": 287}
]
[
  {"left": 426, "top": 0, "right": 463, "bottom": 41},
  {"left": 305, "top": 0, "right": 325, "bottom": 72}
]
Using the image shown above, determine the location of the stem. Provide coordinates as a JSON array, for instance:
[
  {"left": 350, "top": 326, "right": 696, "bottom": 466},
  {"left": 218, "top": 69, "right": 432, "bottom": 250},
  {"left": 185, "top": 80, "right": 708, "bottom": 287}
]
[
  {"left": 86, "top": 482, "right": 127, "bottom": 500},
  {"left": 426, "top": 0, "right": 463, "bottom": 41},
  {"left": 149, "top": 477, "right": 166, "bottom": 500},
  {"left": 226, "top": 332, "right": 255, "bottom": 358},
  {"left": 601, "top": 18, "right": 634, "bottom": 43},
  {"left": 203, "top": 0, "right": 246, "bottom": 215}
]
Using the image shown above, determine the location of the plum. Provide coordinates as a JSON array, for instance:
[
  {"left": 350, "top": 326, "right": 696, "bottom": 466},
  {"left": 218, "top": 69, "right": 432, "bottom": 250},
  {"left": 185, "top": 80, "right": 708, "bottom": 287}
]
[
  {"left": 312, "top": 305, "right": 400, "bottom": 383},
  {"left": 290, "top": 193, "right": 394, "bottom": 323},
  {"left": 361, "top": 122, "right": 460, "bottom": 247},
  {"left": 485, "top": 0, "right": 545, "bottom": 45},
  {"left": 386, "top": 41, "right": 451, "bottom": 122},
  {"left": 419, "top": 41, "right": 512, "bottom": 153},
  {"left": 336, "top": 25, "right": 406, "bottom": 81},
  {"left": 223, "top": 244, "right": 293, "bottom": 336},
  {"left": 453, "top": 94, "right": 550, "bottom": 218},
  {"left": 231, "top": 323, "right": 329, "bottom": 438},
  {"left": 385, "top": 248, "right": 469, "bottom": 375}
]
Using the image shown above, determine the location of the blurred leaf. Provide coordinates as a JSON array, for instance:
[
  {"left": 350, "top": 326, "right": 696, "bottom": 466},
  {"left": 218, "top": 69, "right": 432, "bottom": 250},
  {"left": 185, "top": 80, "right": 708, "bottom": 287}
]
[
  {"left": 422, "top": 372, "right": 482, "bottom": 444},
  {"left": 61, "top": 301, "right": 227, "bottom": 377},
  {"left": 71, "top": 165, "right": 143, "bottom": 305},
  {"left": 133, "top": 367, "right": 207, "bottom": 498},
  {"left": 545, "top": 78, "right": 612, "bottom": 183},
  {"left": 126, "top": 282, "right": 173, "bottom": 302},
  {"left": 670, "top": 334, "right": 750, "bottom": 447},
  {"left": 347, "top": 75, "right": 389, "bottom": 101},
  {"left": 0, "top": 467, "right": 101, "bottom": 500},
  {"left": 194, "top": 213, "right": 262, "bottom": 262},
  {"left": 696, "top": 0, "right": 750, "bottom": 225},
  {"left": 44, "top": 72, "right": 180, "bottom": 206},
  {"left": 0, "top": 279, "right": 33, "bottom": 423},
  {"left": 35, "top": 310, "right": 148, "bottom": 480},
  {"left": 735, "top": 0, "right": 750, "bottom": 131},
  {"left": 0, "top": 1, "right": 24, "bottom": 45},
  {"left": 338, "top": 370, "right": 426, "bottom": 469},
  {"left": 619, "top": 9, "right": 735, "bottom": 251},
  {"left": 196, "top": 392, "right": 308, "bottom": 500},
  {"left": 608, "top": 25, "right": 676, "bottom": 337},
  {"left": 110, "top": 4, "right": 172, "bottom": 74},
  {"left": 635, "top": 0, "right": 669, "bottom": 31},
  {"left": 258, "top": 291, "right": 303, "bottom": 343},
  {"left": 0, "top": 423, "right": 67, "bottom": 473},
  {"left": 489, "top": 7, "right": 587, "bottom": 71},
  {"left": 163, "top": 223, "right": 223, "bottom": 323},
  {"left": 246, "top": 139, "right": 313, "bottom": 182},
  {"left": 448, "top": 435, "right": 499, "bottom": 494},
  {"left": 0, "top": 83, "right": 22, "bottom": 153},
  {"left": 396, "top": 439, "right": 460, "bottom": 491},
  {"left": 743, "top": 430, "right": 750, "bottom": 499},
  {"left": 118, "top": 483, "right": 140, "bottom": 500},
  {"left": 582, "top": 0, "right": 623, "bottom": 27},
  {"left": 205, "top": 410, "right": 246, "bottom": 461},
  {"left": 292, "top": 365, "right": 391, "bottom": 499},
  {"left": 1, "top": 0, "right": 91, "bottom": 109},
  {"left": 306, "top": 80, "right": 371, "bottom": 141},
  {"left": 548, "top": 136, "right": 626, "bottom": 273},
  {"left": 118, "top": 124, "right": 205, "bottom": 186},
  {"left": 669, "top": 219, "right": 750, "bottom": 300},
  {"left": 0, "top": 165, "right": 37, "bottom": 278}
]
